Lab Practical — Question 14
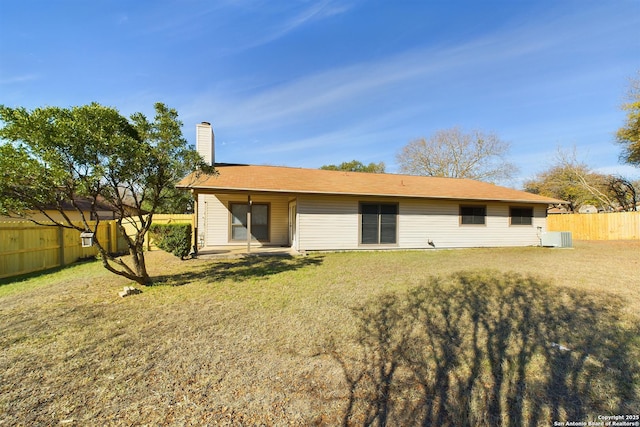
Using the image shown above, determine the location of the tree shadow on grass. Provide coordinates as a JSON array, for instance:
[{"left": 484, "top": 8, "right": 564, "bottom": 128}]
[
  {"left": 328, "top": 270, "right": 639, "bottom": 427},
  {"left": 150, "top": 254, "right": 324, "bottom": 286},
  {"left": 0, "top": 257, "right": 98, "bottom": 286}
]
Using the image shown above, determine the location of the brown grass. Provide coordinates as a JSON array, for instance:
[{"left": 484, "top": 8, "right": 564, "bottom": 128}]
[{"left": 1, "top": 241, "right": 639, "bottom": 425}]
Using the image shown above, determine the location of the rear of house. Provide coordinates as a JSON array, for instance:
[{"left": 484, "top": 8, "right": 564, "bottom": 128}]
[
  {"left": 295, "top": 195, "right": 547, "bottom": 250},
  {"left": 178, "top": 123, "right": 563, "bottom": 253},
  {"left": 193, "top": 190, "right": 550, "bottom": 252}
]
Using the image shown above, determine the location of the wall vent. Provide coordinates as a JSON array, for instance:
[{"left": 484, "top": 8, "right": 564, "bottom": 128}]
[{"left": 541, "top": 231, "right": 572, "bottom": 248}]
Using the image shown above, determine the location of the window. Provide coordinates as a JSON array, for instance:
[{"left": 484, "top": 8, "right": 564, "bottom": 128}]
[
  {"left": 230, "top": 203, "right": 269, "bottom": 241},
  {"left": 510, "top": 207, "right": 533, "bottom": 225},
  {"left": 460, "top": 206, "right": 486, "bottom": 225},
  {"left": 360, "top": 203, "right": 398, "bottom": 244}
]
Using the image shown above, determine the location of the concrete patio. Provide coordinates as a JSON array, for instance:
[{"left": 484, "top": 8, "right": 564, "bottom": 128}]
[{"left": 194, "top": 246, "right": 300, "bottom": 259}]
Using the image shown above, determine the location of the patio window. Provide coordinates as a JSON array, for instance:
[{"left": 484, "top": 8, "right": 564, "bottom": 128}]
[
  {"left": 230, "top": 203, "right": 269, "bottom": 241},
  {"left": 360, "top": 203, "right": 398, "bottom": 244}
]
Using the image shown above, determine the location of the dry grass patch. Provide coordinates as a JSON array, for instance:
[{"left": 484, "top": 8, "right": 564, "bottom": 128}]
[
  {"left": 1, "top": 241, "right": 638, "bottom": 425},
  {"left": 328, "top": 270, "right": 638, "bottom": 425}
]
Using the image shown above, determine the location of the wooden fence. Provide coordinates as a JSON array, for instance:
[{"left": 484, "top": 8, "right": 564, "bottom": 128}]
[
  {"left": 0, "top": 221, "right": 121, "bottom": 279},
  {"left": 0, "top": 214, "right": 194, "bottom": 280},
  {"left": 149, "top": 214, "right": 193, "bottom": 226},
  {"left": 547, "top": 211, "right": 640, "bottom": 240}
]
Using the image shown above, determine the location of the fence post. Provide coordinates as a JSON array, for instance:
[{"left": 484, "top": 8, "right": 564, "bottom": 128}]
[
  {"left": 104, "top": 222, "right": 110, "bottom": 254},
  {"left": 111, "top": 221, "right": 119, "bottom": 254},
  {"left": 58, "top": 226, "right": 65, "bottom": 267}
]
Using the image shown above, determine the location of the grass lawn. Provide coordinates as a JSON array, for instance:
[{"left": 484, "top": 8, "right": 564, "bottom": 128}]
[{"left": 1, "top": 241, "right": 639, "bottom": 425}]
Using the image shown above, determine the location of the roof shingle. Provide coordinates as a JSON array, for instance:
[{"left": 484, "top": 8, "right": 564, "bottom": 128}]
[{"left": 178, "top": 164, "right": 565, "bottom": 205}]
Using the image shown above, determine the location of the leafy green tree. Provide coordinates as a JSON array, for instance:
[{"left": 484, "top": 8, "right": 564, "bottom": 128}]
[
  {"left": 0, "top": 102, "right": 212, "bottom": 285},
  {"left": 396, "top": 127, "right": 517, "bottom": 183},
  {"left": 143, "top": 189, "right": 194, "bottom": 214},
  {"left": 320, "top": 159, "right": 386, "bottom": 173},
  {"left": 617, "top": 72, "right": 640, "bottom": 166}
]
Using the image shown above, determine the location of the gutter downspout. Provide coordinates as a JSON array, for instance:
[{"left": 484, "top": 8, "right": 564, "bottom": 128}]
[
  {"left": 247, "top": 194, "right": 252, "bottom": 254},
  {"left": 192, "top": 189, "right": 198, "bottom": 256}
]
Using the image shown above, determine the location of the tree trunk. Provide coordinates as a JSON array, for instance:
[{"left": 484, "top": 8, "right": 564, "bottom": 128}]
[
  {"left": 131, "top": 245, "right": 151, "bottom": 285},
  {"left": 95, "top": 236, "right": 152, "bottom": 286}
]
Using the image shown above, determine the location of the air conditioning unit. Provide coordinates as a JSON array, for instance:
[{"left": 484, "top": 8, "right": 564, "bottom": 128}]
[{"left": 541, "top": 231, "right": 572, "bottom": 248}]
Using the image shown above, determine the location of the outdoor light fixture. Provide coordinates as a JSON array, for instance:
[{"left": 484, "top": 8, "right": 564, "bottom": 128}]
[{"left": 80, "top": 232, "right": 95, "bottom": 248}]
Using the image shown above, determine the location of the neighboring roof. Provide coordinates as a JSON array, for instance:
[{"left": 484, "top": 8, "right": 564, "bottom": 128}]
[
  {"left": 178, "top": 164, "right": 566, "bottom": 205},
  {"left": 46, "top": 195, "right": 147, "bottom": 215},
  {"left": 47, "top": 196, "right": 117, "bottom": 212}
]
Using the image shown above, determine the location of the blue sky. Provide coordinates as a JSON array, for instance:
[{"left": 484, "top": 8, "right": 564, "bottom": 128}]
[{"left": 1, "top": 0, "right": 639, "bottom": 187}]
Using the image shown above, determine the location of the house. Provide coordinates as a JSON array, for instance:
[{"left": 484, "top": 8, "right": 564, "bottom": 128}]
[
  {"left": 578, "top": 204, "right": 598, "bottom": 214},
  {"left": 178, "top": 123, "right": 565, "bottom": 253}
]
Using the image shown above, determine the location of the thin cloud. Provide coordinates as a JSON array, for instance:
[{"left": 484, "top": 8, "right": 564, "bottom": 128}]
[
  {"left": 0, "top": 74, "right": 39, "bottom": 85},
  {"left": 222, "top": 122, "right": 397, "bottom": 169},
  {"left": 131, "top": 1, "right": 354, "bottom": 55},
  {"left": 128, "top": 3, "right": 226, "bottom": 40},
  {"left": 285, "top": 0, "right": 352, "bottom": 30},
  {"left": 205, "top": 30, "right": 557, "bottom": 131},
  {"left": 198, "top": 4, "right": 633, "bottom": 135},
  {"left": 181, "top": 2, "right": 638, "bottom": 176},
  {"left": 255, "top": 116, "right": 391, "bottom": 155},
  {"left": 229, "top": 0, "right": 354, "bottom": 52},
  {"left": 595, "top": 165, "right": 640, "bottom": 179}
]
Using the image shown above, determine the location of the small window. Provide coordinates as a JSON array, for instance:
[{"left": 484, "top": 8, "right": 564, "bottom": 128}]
[
  {"left": 230, "top": 203, "right": 269, "bottom": 241},
  {"left": 360, "top": 203, "right": 398, "bottom": 244},
  {"left": 510, "top": 207, "right": 533, "bottom": 225},
  {"left": 460, "top": 206, "right": 486, "bottom": 225}
]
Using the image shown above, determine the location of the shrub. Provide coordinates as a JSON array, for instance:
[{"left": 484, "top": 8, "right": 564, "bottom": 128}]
[{"left": 149, "top": 223, "right": 192, "bottom": 260}]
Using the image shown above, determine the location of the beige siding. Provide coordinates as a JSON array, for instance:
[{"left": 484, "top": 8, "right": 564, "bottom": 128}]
[
  {"left": 198, "top": 193, "right": 229, "bottom": 246},
  {"left": 198, "top": 192, "right": 548, "bottom": 251},
  {"left": 197, "top": 193, "right": 290, "bottom": 247},
  {"left": 270, "top": 197, "right": 289, "bottom": 245},
  {"left": 399, "top": 200, "right": 545, "bottom": 248},
  {"left": 296, "top": 195, "right": 547, "bottom": 251},
  {"left": 297, "top": 195, "right": 360, "bottom": 250}
]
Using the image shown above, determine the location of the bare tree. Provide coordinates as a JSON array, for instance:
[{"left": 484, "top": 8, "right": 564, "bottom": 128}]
[
  {"left": 396, "top": 127, "right": 517, "bottom": 183},
  {"left": 556, "top": 151, "right": 617, "bottom": 211},
  {"left": 524, "top": 148, "right": 638, "bottom": 212},
  {"left": 608, "top": 176, "right": 638, "bottom": 211}
]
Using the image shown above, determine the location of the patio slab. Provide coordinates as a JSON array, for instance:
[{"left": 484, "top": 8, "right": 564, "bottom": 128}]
[{"left": 194, "top": 246, "right": 300, "bottom": 259}]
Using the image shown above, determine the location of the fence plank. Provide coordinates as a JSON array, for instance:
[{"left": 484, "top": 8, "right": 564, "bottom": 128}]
[
  {"left": 0, "top": 215, "right": 195, "bottom": 279},
  {"left": 547, "top": 212, "right": 640, "bottom": 240},
  {"left": 0, "top": 221, "right": 113, "bottom": 279},
  {"left": 0, "top": 223, "right": 61, "bottom": 278},
  {"left": 151, "top": 214, "right": 193, "bottom": 224}
]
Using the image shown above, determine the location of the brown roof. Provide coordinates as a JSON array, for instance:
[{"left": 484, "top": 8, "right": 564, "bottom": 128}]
[
  {"left": 179, "top": 164, "right": 565, "bottom": 205},
  {"left": 49, "top": 196, "right": 116, "bottom": 213},
  {"left": 46, "top": 195, "right": 147, "bottom": 215}
]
